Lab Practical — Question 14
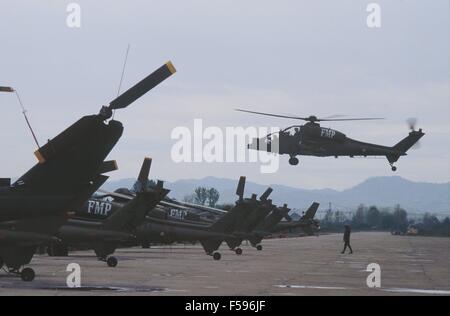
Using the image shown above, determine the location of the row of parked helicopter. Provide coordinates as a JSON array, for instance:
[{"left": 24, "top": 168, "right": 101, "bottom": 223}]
[
  {"left": 50, "top": 158, "right": 320, "bottom": 267},
  {"left": 0, "top": 61, "right": 319, "bottom": 282}
]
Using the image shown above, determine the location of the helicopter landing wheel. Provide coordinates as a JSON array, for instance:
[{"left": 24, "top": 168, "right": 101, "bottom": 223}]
[
  {"left": 235, "top": 248, "right": 243, "bottom": 256},
  {"left": 390, "top": 164, "right": 397, "bottom": 172},
  {"left": 213, "top": 252, "right": 221, "bottom": 261},
  {"left": 106, "top": 256, "right": 118, "bottom": 268},
  {"left": 256, "top": 245, "right": 263, "bottom": 251},
  {"left": 288, "top": 157, "right": 299, "bottom": 166},
  {"left": 20, "top": 268, "right": 35, "bottom": 282}
]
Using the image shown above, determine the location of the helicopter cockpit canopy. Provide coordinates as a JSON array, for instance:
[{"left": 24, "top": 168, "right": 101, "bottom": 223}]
[{"left": 280, "top": 125, "right": 303, "bottom": 136}]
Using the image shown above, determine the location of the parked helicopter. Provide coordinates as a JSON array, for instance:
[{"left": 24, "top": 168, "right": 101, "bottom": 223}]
[
  {"left": 248, "top": 202, "right": 320, "bottom": 249},
  {"left": 93, "top": 172, "right": 320, "bottom": 259},
  {"left": 0, "top": 60, "right": 176, "bottom": 281},
  {"left": 236, "top": 109, "right": 424, "bottom": 171},
  {"left": 98, "top": 176, "right": 261, "bottom": 260},
  {"left": 47, "top": 158, "right": 169, "bottom": 267}
]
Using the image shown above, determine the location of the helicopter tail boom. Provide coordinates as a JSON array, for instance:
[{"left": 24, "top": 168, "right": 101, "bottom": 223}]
[
  {"left": 386, "top": 129, "right": 425, "bottom": 165},
  {"left": 392, "top": 129, "right": 425, "bottom": 155}
]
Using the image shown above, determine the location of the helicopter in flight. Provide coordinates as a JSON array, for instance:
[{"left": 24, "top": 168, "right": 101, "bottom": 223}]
[{"left": 236, "top": 109, "right": 424, "bottom": 171}]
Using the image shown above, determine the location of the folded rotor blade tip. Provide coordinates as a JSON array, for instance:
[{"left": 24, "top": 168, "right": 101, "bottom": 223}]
[{"left": 166, "top": 61, "right": 177, "bottom": 74}]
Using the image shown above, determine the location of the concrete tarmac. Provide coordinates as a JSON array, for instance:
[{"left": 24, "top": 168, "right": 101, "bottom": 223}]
[{"left": 0, "top": 232, "right": 449, "bottom": 296}]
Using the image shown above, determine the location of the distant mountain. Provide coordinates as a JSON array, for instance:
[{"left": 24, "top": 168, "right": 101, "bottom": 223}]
[{"left": 102, "top": 176, "right": 450, "bottom": 214}]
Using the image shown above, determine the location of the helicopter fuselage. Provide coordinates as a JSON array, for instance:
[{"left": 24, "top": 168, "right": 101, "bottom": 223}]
[
  {"left": 238, "top": 109, "right": 424, "bottom": 171},
  {"left": 249, "top": 122, "right": 424, "bottom": 170}
]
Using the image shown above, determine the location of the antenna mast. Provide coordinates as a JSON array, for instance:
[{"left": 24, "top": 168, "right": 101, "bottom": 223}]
[
  {"left": 1, "top": 86, "right": 40, "bottom": 148},
  {"left": 112, "top": 44, "right": 130, "bottom": 120},
  {"left": 117, "top": 44, "right": 130, "bottom": 97}
]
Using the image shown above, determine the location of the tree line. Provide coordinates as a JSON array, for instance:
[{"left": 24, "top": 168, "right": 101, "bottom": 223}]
[
  {"left": 183, "top": 186, "right": 220, "bottom": 207},
  {"left": 321, "top": 204, "right": 450, "bottom": 237},
  {"left": 169, "top": 183, "right": 450, "bottom": 238}
]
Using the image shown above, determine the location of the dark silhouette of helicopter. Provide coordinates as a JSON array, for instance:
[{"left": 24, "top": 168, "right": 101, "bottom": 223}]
[
  {"left": 89, "top": 172, "right": 320, "bottom": 260},
  {"left": 0, "top": 61, "right": 176, "bottom": 281},
  {"left": 236, "top": 109, "right": 424, "bottom": 171},
  {"left": 47, "top": 158, "right": 169, "bottom": 268}
]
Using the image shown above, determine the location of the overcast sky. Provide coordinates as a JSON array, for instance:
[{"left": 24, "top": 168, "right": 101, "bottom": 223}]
[{"left": 0, "top": 0, "right": 449, "bottom": 190}]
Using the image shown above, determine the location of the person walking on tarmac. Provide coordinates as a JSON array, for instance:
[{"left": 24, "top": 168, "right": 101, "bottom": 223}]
[{"left": 341, "top": 224, "right": 353, "bottom": 254}]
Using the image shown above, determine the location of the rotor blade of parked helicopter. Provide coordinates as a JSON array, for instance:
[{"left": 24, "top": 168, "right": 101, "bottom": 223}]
[
  {"left": 276, "top": 205, "right": 292, "bottom": 222},
  {"left": 135, "top": 157, "right": 152, "bottom": 192},
  {"left": 159, "top": 200, "right": 195, "bottom": 210},
  {"left": 259, "top": 187, "right": 273, "bottom": 201},
  {"left": 109, "top": 61, "right": 176, "bottom": 110},
  {"left": 236, "top": 176, "right": 246, "bottom": 201},
  {"left": 176, "top": 201, "right": 228, "bottom": 214},
  {"left": 97, "top": 189, "right": 134, "bottom": 200}
]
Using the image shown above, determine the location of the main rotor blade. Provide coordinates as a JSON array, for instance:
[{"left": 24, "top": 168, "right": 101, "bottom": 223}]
[
  {"left": 138, "top": 157, "right": 152, "bottom": 184},
  {"left": 97, "top": 189, "right": 134, "bottom": 200},
  {"left": 236, "top": 176, "right": 246, "bottom": 200},
  {"left": 176, "top": 200, "right": 228, "bottom": 214},
  {"left": 236, "top": 109, "right": 384, "bottom": 122},
  {"left": 319, "top": 117, "right": 385, "bottom": 122},
  {"left": 235, "top": 109, "right": 307, "bottom": 121},
  {"left": 156, "top": 180, "right": 164, "bottom": 189},
  {"left": 259, "top": 187, "right": 273, "bottom": 201},
  {"left": 322, "top": 114, "right": 348, "bottom": 119},
  {"left": 109, "top": 61, "right": 176, "bottom": 110},
  {"left": 0, "top": 86, "right": 14, "bottom": 92}
]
